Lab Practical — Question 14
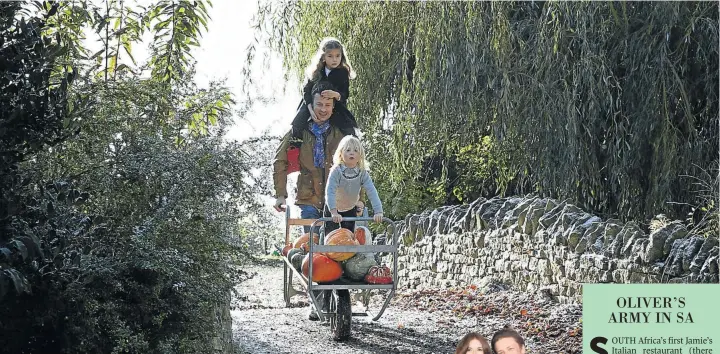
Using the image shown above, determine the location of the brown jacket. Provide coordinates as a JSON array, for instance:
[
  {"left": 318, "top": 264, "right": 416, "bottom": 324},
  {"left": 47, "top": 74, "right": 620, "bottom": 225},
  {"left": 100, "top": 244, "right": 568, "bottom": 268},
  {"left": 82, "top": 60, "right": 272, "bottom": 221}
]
[{"left": 273, "top": 126, "right": 348, "bottom": 209}]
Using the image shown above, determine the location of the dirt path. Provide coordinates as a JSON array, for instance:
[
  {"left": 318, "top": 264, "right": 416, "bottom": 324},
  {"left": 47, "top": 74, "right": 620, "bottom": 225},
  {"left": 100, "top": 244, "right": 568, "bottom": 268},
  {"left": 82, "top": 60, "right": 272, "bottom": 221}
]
[{"left": 232, "top": 258, "right": 582, "bottom": 354}]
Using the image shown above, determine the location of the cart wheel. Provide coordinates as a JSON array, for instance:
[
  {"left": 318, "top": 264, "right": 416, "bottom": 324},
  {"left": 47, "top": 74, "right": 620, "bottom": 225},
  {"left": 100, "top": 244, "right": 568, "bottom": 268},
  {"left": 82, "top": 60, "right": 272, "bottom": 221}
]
[
  {"left": 283, "top": 263, "right": 291, "bottom": 306},
  {"left": 330, "top": 290, "right": 351, "bottom": 341}
]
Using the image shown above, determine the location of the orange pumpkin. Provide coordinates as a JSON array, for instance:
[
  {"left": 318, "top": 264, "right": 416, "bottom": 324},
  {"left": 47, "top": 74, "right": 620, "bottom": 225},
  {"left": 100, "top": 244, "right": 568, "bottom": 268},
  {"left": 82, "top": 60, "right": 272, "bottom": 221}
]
[
  {"left": 281, "top": 244, "right": 293, "bottom": 256},
  {"left": 323, "top": 228, "right": 359, "bottom": 261},
  {"left": 293, "top": 233, "right": 319, "bottom": 249},
  {"left": 301, "top": 253, "right": 342, "bottom": 282},
  {"left": 354, "top": 226, "right": 371, "bottom": 246}
]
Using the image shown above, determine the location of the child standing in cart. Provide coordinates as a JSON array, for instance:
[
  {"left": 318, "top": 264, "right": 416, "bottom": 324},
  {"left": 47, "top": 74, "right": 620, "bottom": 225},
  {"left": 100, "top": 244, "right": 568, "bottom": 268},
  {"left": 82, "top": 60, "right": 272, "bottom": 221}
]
[{"left": 324, "top": 136, "right": 383, "bottom": 233}]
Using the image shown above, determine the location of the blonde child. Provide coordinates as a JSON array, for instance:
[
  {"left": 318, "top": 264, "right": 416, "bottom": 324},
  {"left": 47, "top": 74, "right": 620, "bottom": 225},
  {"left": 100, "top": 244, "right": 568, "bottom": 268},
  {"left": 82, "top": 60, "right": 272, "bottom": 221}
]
[{"left": 324, "top": 136, "right": 382, "bottom": 233}]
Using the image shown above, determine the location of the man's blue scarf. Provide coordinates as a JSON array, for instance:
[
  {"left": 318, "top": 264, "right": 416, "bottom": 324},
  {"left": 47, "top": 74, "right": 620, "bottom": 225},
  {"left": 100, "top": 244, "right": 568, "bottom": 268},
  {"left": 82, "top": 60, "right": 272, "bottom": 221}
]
[{"left": 309, "top": 121, "right": 331, "bottom": 168}]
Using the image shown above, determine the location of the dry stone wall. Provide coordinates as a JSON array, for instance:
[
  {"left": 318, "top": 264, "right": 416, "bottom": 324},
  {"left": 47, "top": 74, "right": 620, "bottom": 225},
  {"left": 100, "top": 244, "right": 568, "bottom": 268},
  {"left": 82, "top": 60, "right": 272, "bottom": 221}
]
[{"left": 387, "top": 196, "right": 719, "bottom": 303}]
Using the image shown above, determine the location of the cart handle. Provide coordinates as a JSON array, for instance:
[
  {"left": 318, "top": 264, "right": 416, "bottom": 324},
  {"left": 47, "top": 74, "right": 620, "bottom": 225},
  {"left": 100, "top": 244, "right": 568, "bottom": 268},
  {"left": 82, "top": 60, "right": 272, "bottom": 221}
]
[{"left": 308, "top": 217, "right": 394, "bottom": 241}]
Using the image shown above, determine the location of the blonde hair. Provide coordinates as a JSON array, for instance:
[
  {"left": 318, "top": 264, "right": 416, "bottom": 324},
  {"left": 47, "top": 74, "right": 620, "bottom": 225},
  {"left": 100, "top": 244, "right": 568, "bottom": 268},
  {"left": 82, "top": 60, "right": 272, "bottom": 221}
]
[
  {"left": 304, "top": 37, "right": 356, "bottom": 81},
  {"left": 333, "top": 136, "right": 368, "bottom": 170}
]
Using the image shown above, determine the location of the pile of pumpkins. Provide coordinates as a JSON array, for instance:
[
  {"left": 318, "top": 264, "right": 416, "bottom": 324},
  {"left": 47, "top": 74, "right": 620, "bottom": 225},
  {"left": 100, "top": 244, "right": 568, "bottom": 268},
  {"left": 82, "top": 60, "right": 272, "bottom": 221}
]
[{"left": 281, "top": 227, "right": 389, "bottom": 284}]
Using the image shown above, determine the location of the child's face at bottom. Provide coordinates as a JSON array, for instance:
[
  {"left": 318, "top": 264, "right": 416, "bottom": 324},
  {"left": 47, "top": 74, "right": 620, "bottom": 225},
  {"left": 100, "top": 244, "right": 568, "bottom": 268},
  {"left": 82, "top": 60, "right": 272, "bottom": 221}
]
[{"left": 465, "top": 339, "right": 486, "bottom": 354}]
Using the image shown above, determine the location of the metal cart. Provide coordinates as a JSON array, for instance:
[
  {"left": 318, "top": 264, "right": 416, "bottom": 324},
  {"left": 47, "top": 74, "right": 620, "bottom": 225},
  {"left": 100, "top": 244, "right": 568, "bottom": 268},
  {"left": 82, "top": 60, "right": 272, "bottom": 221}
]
[{"left": 277, "top": 207, "right": 398, "bottom": 341}]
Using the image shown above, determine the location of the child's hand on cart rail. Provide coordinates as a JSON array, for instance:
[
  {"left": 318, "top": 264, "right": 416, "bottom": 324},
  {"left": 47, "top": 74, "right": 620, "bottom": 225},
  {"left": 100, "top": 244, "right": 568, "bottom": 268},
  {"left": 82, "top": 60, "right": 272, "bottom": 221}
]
[
  {"left": 373, "top": 213, "right": 383, "bottom": 223},
  {"left": 330, "top": 209, "right": 343, "bottom": 223}
]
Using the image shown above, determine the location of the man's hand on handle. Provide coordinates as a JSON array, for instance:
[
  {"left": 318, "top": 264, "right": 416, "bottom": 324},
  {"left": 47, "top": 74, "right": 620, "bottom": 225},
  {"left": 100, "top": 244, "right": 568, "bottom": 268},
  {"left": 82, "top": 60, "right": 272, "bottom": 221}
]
[
  {"left": 373, "top": 213, "right": 383, "bottom": 223},
  {"left": 273, "top": 197, "right": 286, "bottom": 212}
]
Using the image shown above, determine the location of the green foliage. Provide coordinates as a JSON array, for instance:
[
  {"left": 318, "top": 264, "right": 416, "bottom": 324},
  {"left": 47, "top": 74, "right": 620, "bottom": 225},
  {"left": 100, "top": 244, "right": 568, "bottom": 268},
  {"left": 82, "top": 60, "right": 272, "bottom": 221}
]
[
  {"left": 0, "top": 0, "right": 79, "bottom": 300},
  {"left": 1, "top": 2, "right": 263, "bottom": 353},
  {"left": 146, "top": 0, "right": 211, "bottom": 83},
  {"left": 250, "top": 1, "right": 719, "bottom": 222},
  {"left": 683, "top": 161, "right": 719, "bottom": 238}
]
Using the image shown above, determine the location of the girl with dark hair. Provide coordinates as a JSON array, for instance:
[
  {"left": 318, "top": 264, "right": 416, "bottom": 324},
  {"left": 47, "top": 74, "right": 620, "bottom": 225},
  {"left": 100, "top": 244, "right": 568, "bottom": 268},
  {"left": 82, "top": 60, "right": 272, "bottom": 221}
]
[{"left": 455, "top": 332, "right": 492, "bottom": 354}]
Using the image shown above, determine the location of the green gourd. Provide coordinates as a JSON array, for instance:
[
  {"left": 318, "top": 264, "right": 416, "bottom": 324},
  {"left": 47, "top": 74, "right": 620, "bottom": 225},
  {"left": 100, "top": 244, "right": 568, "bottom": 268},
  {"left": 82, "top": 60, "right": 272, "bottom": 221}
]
[{"left": 342, "top": 253, "right": 378, "bottom": 280}]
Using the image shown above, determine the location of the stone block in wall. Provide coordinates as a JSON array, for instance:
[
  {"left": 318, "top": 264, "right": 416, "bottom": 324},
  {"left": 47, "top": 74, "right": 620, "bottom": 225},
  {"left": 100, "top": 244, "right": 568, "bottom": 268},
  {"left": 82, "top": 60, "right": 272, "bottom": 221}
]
[
  {"left": 494, "top": 259, "right": 504, "bottom": 272},
  {"left": 522, "top": 199, "right": 548, "bottom": 235},
  {"left": 420, "top": 212, "right": 431, "bottom": 234},
  {"left": 513, "top": 198, "right": 536, "bottom": 232},
  {"left": 454, "top": 263, "right": 465, "bottom": 274},
  {"left": 557, "top": 205, "right": 591, "bottom": 233},
  {"left": 700, "top": 250, "right": 718, "bottom": 275},
  {"left": 689, "top": 237, "right": 718, "bottom": 274},
  {"left": 631, "top": 238, "right": 650, "bottom": 261},
  {"left": 644, "top": 223, "right": 687, "bottom": 263},
  {"left": 448, "top": 206, "right": 466, "bottom": 234},
  {"left": 628, "top": 270, "right": 659, "bottom": 283},
  {"left": 474, "top": 233, "right": 486, "bottom": 248},
  {"left": 566, "top": 226, "right": 583, "bottom": 249},
  {"left": 593, "top": 254, "right": 610, "bottom": 270},
  {"left": 437, "top": 207, "right": 453, "bottom": 235},
  {"left": 464, "top": 265, "right": 478, "bottom": 276},
  {"left": 580, "top": 222, "right": 603, "bottom": 252},
  {"left": 607, "top": 228, "right": 627, "bottom": 258},
  {"left": 520, "top": 255, "right": 530, "bottom": 270},
  {"left": 534, "top": 229, "right": 549, "bottom": 245},
  {"left": 501, "top": 197, "right": 535, "bottom": 230},
  {"left": 493, "top": 197, "right": 524, "bottom": 228},
  {"left": 574, "top": 235, "right": 588, "bottom": 254},
  {"left": 475, "top": 210, "right": 488, "bottom": 231},
  {"left": 681, "top": 237, "right": 703, "bottom": 271},
  {"left": 461, "top": 198, "right": 485, "bottom": 232},
  {"left": 477, "top": 197, "right": 504, "bottom": 226},
  {"left": 569, "top": 283, "right": 583, "bottom": 296},
  {"left": 449, "top": 205, "right": 471, "bottom": 233},
  {"left": 601, "top": 221, "right": 624, "bottom": 248},
  {"left": 664, "top": 236, "right": 706, "bottom": 276},
  {"left": 407, "top": 214, "right": 420, "bottom": 243},
  {"left": 551, "top": 232, "right": 568, "bottom": 247},
  {"left": 610, "top": 222, "right": 644, "bottom": 258},
  {"left": 426, "top": 208, "right": 441, "bottom": 236},
  {"left": 552, "top": 246, "right": 566, "bottom": 264},
  {"left": 538, "top": 200, "right": 566, "bottom": 230},
  {"left": 621, "top": 232, "right": 643, "bottom": 258},
  {"left": 537, "top": 258, "right": 551, "bottom": 276},
  {"left": 621, "top": 222, "right": 643, "bottom": 244},
  {"left": 550, "top": 262, "right": 566, "bottom": 278},
  {"left": 432, "top": 236, "right": 443, "bottom": 249},
  {"left": 613, "top": 269, "right": 628, "bottom": 282},
  {"left": 663, "top": 224, "right": 688, "bottom": 256}
]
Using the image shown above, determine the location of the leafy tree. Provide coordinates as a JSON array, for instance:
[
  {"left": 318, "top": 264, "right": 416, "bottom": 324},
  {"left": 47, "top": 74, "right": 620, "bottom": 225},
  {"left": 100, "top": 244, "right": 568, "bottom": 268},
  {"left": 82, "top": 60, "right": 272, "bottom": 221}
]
[
  {"left": 0, "top": 1, "right": 273, "bottom": 353},
  {"left": 249, "top": 1, "right": 719, "bottom": 223}
]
